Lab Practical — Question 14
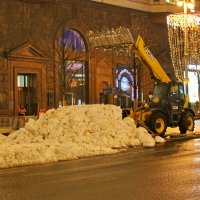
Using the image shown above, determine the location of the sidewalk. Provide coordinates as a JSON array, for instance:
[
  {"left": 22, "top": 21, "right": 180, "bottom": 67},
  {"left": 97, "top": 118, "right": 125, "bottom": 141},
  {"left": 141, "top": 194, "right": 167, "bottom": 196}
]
[
  {"left": 0, "top": 127, "right": 13, "bottom": 136},
  {"left": 0, "top": 116, "right": 37, "bottom": 135}
]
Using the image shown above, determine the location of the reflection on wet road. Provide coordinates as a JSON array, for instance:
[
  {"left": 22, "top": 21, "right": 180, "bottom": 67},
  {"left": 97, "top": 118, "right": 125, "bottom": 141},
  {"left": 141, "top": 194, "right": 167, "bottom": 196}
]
[{"left": 1, "top": 137, "right": 200, "bottom": 200}]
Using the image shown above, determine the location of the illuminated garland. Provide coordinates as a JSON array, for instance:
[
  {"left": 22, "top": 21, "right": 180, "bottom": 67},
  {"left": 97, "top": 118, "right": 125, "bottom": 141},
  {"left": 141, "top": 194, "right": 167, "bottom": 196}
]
[{"left": 167, "top": 13, "right": 200, "bottom": 81}]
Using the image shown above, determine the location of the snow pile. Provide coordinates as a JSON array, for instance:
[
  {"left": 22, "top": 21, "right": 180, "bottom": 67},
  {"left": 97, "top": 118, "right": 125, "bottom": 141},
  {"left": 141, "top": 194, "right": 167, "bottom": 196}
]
[{"left": 0, "top": 104, "right": 161, "bottom": 168}]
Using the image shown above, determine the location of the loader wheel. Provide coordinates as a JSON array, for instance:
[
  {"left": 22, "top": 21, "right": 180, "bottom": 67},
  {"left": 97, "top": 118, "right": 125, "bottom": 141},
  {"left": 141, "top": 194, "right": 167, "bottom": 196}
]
[
  {"left": 179, "top": 112, "right": 194, "bottom": 134},
  {"left": 148, "top": 113, "right": 167, "bottom": 137}
]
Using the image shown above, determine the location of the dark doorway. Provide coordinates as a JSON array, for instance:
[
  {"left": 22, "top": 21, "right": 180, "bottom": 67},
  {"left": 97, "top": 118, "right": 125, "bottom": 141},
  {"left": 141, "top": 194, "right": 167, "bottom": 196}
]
[{"left": 17, "top": 73, "right": 38, "bottom": 115}]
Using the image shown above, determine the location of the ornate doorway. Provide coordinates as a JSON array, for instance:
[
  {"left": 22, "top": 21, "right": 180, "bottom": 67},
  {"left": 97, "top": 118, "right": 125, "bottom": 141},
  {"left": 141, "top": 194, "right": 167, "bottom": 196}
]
[{"left": 8, "top": 42, "right": 48, "bottom": 116}]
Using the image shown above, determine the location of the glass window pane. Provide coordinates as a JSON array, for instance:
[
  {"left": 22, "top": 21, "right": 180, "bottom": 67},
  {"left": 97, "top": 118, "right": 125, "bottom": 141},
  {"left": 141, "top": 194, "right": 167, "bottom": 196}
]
[
  {"left": 61, "top": 29, "right": 86, "bottom": 52},
  {"left": 17, "top": 75, "right": 24, "bottom": 87}
]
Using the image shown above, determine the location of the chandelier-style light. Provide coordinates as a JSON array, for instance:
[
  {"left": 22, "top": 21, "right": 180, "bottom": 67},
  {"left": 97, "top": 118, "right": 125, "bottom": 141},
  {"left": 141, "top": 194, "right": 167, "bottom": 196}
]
[
  {"left": 167, "top": 13, "right": 200, "bottom": 81},
  {"left": 166, "top": 0, "right": 200, "bottom": 83}
]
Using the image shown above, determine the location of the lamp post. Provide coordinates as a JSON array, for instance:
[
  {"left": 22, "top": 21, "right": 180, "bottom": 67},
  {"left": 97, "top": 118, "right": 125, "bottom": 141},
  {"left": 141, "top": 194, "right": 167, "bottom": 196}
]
[
  {"left": 166, "top": 0, "right": 195, "bottom": 13},
  {"left": 166, "top": 0, "right": 196, "bottom": 95}
]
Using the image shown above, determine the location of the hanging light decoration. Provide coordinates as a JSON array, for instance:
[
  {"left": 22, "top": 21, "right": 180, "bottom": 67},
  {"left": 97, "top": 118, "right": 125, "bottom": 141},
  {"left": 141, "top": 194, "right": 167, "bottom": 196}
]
[
  {"left": 166, "top": 0, "right": 200, "bottom": 88},
  {"left": 167, "top": 13, "right": 200, "bottom": 81}
]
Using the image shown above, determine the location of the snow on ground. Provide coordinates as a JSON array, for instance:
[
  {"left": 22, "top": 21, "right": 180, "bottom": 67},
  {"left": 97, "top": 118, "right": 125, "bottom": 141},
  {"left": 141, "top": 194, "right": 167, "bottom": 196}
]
[
  {"left": 166, "top": 121, "right": 200, "bottom": 136},
  {"left": 0, "top": 104, "right": 164, "bottom": 169}
]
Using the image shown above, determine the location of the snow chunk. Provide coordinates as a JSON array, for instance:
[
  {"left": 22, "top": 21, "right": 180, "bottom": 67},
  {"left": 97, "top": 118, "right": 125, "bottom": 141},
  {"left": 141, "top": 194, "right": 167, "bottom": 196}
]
[
  {"left": 135, "top": 127, "right": 155, "bottom": 147},
  {"left": 155, "top": 136, "right": 166, "bottom": 143}
]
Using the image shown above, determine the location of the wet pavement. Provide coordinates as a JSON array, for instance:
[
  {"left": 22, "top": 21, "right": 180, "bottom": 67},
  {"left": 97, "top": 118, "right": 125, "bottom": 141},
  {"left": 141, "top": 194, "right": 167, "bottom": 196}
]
[{"left": 0, "top": 136, "right": 200, "bottom": 200}]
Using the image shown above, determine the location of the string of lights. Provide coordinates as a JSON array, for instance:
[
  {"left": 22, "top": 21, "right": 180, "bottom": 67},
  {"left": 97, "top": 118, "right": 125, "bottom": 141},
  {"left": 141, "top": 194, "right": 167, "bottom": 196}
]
[
  {"left": 167, "top": 13, "right": 200, "bottom": 81},
  {"left": 166, "top": 0, "right": 200, "bottom": 94}
]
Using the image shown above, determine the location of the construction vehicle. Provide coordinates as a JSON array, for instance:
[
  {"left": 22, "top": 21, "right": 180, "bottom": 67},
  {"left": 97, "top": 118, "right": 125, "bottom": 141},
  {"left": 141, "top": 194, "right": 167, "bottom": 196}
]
[{"left": 87, "top": 27, "right": 195, "bottom": 136}]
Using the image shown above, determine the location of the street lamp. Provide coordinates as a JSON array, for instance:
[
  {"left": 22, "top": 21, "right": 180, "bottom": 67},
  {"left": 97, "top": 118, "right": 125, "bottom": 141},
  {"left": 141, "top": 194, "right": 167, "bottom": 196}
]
[
  {"left": 166, "top": 0, "right": 195, "bottom": 12},
  {"left": 176, "top": 0, "right": 195, "bottom": 12},
  {"left": 166, "top": 0, "right": 200, "bottom": 96}
]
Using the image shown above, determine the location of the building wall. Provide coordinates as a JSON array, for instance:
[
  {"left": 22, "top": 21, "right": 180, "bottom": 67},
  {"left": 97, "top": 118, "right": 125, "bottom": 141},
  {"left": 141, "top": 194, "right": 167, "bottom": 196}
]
[{"left": 0, "top": 0, "right": 174, "bottom": 116}]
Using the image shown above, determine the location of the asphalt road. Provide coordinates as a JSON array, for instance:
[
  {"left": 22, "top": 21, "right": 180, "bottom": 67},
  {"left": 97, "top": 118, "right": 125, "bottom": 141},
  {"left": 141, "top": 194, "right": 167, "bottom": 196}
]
[{"left": 1, "top": 136, "right": 200, "bottom": 200}]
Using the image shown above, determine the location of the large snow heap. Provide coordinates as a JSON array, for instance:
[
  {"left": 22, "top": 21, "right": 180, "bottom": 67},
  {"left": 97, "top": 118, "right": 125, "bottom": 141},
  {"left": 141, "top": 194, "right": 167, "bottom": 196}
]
[{"left": 0, "top": 104, "right": 164, "bottom": 168}]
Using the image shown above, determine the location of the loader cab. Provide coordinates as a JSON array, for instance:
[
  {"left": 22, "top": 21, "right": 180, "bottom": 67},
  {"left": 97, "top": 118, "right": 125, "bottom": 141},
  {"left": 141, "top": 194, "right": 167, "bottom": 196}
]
[
  {"left": 150, "top": 82, "right": 186, "bottom": 115},
  {"left": 169, "top": 82, "right": 186, "bottom": 119},
  {"left": 151, "top": 82, "right": 169, "bottom": 105}
]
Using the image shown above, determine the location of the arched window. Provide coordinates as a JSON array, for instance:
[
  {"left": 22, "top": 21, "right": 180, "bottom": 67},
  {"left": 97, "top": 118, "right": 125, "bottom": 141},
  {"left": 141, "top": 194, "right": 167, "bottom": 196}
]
[
  {"left": 116, "top": 67, "right": 135, "bottom": 100},
  {"left": 60, "top": 29, "right": 86, "bottom": 52},
  {"left": 57, "top": 29, "right": 88, "bottom": 106},
  {"left": 121, "top": 76, "right": 130, "bottom": 91}
]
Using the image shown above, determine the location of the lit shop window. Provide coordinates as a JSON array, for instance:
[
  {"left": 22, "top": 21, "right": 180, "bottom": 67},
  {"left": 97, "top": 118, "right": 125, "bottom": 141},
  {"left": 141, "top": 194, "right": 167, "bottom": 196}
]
[
  {"left": 188, "top": 65, "right": 200, "bottom": 103},
  {"left": 116, "top": 68, "right": 134, "bottom": 100},
  {"left": 121, "top": 76, "right": 130, "bottom": 91},
  {"left": 57, "top": 28, "right": 88, "bottom": 105},
  {"left": 188, "top": 71, "right": 199, "bottom": 103},
  {"left": 17, "top": 75, "right": 27, "bottom": 87}
]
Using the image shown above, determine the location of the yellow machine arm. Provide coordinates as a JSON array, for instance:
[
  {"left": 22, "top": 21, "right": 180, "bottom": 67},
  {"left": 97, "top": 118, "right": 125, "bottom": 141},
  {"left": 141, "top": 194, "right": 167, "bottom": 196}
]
[{"left": 131, "top": 35, "right": 171, "bottom": 83}]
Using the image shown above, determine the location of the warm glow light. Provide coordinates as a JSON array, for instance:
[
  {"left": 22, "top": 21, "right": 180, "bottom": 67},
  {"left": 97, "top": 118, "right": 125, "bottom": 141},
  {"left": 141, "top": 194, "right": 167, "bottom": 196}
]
[
  {"left": 167, "top": 14, "right": 200, "bottom": 29},
  {"left": 166, "top": 0, "right": 197, "bottom": 94},
  {"left": 176, "top": 1, "right": 183, "bottom": 7},
  {"left": 187, "top": 2, "right": 194, "bottom": 10},
  {"left": 166, "top": 0, "right": 195, "bottom": 13},
  {"left": 167, "top": 13, "right": 200, "bottom": 81}
]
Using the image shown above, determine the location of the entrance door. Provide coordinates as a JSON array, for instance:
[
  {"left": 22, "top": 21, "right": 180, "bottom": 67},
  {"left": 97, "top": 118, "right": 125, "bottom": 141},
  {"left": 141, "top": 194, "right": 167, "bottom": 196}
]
[{"left": 17, "top": 74, "right": 38, "bottom": 115}]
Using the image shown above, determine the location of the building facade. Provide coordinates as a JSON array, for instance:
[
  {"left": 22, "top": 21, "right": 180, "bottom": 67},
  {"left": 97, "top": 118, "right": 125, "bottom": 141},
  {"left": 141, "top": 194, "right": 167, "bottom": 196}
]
[{"left": 0, "top": 0, "right": 175, "bottom": 117}]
